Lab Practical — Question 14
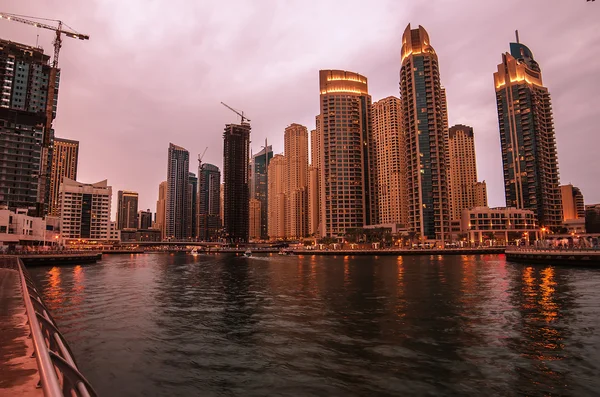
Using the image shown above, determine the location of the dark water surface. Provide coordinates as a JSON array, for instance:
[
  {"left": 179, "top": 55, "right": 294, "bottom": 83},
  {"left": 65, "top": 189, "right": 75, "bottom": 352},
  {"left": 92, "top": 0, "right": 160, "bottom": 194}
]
[{"left": 28, "top": 253, "right": 600, "bottom": 396}]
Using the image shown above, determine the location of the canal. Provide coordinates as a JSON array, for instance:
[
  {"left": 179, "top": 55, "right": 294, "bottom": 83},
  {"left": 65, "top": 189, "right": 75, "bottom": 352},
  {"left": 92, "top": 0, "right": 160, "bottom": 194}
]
[{"left": 29, "top": 253, "right": 600, "bottom": 396}]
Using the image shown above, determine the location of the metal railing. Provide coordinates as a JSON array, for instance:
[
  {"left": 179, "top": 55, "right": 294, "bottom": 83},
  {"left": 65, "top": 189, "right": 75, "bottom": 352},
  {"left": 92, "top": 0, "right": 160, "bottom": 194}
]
[{"left": 14, "top": 258, "right": 97, "bottom": 397}]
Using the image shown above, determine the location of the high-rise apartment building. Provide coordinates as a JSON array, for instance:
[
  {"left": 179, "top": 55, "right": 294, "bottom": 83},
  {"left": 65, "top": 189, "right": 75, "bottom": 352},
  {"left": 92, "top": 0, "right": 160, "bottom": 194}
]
[
  {"left": 250, "top": 145, "right": 273, "bottom": 240},
  {"left": 285, "top": 123, "right": 309, "bottom": 238},
  {"left": 494, "top": 35, "right": 562, "bottom": 228},
  {"left": 117, "top": 190, "right": 138, "bottom": 230},
  {"left": 0, "top": 40, "right": 59, "bottom": 214},
  {"left": 268, "top": 154, "right": 287, "bottom": 239},
  {"left": 400, "top": 24, "right": 450, "bottom": 242},
  {"left": 155, "top": 181, "right": 167, "bottom": 239},
  {"left": 308, "top": 122, "right": 322, "bottom": 236},
  {"left": 188, "top": 172, "right": 198, "bottom": 239},
  {"left": 198, "top": 163, "right": 221, "bottom": 241},
  {"left": 372, "top": 96, "right": 408, "bottom": 226},
  {"left": 560, "top": 184, "right": 585, "bottom": 221},
  {"left": 249, "top": 198, "right": 261, "bottom": 240},
  {"left": 223, "top": 123, "right": 250, "bottom": 243},
  {"left": 448, "top": 125, "right": 487, "bottom": 220},
  {"left": 138, "top": 209, "right": 153, "bottom": 229},
  {"left": 166, "top": 143, "right": 190, "bottom": 240},
  {"left": 318, "top": 70, "right": 378, "bottom": 237},
  {"left": 48, "top": 138, "right": 79, "bottom": 216},
  {"left": 474, "top": 182, "right": 488, "bottom": 211},
  {"left": 59, "top": 178, "right": 111, "bottom": 240}
]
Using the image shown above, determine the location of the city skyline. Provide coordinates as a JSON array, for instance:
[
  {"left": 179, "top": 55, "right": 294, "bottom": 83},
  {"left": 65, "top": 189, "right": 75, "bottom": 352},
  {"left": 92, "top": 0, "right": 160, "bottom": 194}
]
[{"left": 1, "top": 1, "right": 598, "bottom": 216}]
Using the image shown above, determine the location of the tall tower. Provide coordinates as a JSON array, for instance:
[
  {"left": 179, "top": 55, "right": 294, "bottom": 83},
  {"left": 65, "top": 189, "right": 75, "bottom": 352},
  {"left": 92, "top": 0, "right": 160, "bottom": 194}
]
[
  {"left": 372, "top": 96, "right": 407, "bottom": 226},
  {"left": 166, "top": 143, "right": 190, "bottom": 240},
  {"left": 249, "top": 198, "right": 261, "bottom": 240},
  {"left": 198, "top": 164, "right": 221, "bottom": 241},
  {"left": 250, "top": 145, "right": 273, "bottom": 239},
  {"left": 155, "top": 181, "right": 167, "bottom": 240},
  {"left": 285, "top": 123, "right": 309, "bottom": 238},
  {"left": 448, "top": 124, "right": 487, "bottom": 220},
  {"left": 399, "top": 24, "right": 450, "bottom": 242},
  {"left": 0, "top": 40, "right": 58, "bottom": 214},
  {"left": 188, "top": 172, "right": 198, "bottom": 239},
  {"left": 117, "top": 191, "right": 139, "bottom": 230},
  {"left": 560, "top": 184, "right": 585, "bottom": 221},
  {"left": 308, "top": 119, "right": 322, "bottom": 236},
  {"left": 268, "top": 154, "right": 287, "bottom": 239},
  {"left": 223, "top": 123, "right": 250, "bottom": 243},
  {"left": 494, "top": 34, "right": 562, "bottom": 228},
  {"left": 318, "top": 70, "right": 378, "bottom": 237},
  {"left": 49, "top": 138, "right": 79, "bottom": 216}
]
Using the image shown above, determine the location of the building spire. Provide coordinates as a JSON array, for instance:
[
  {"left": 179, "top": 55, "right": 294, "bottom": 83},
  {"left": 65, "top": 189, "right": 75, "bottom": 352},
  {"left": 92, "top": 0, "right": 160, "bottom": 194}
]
[{"left": 515, "top": 30, "right": 520, "bottom": 43}]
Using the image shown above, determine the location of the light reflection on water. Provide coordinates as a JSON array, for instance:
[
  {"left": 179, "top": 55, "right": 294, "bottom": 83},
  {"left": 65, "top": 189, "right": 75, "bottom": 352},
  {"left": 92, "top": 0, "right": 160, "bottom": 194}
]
[{"left": 28, "top": 253, "right": 600, "bottom": 397}]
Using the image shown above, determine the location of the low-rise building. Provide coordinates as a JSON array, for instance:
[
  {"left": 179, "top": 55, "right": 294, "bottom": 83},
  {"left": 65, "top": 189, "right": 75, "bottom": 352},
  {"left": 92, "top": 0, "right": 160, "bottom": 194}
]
[
  {"left": 0, "top": 207, "right": 59, "bottom": 247},
  {"left": 120, "top": 229, "right": 161, "bottom": 242},
  {"left": 461, "top": 207, "right": 538, "bottom": 244}
]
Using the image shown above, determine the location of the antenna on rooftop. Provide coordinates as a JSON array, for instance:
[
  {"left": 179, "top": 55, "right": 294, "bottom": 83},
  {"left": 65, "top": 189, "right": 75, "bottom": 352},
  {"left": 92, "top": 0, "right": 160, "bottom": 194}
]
[{"left": 515, "top": 30, "right": 520, "bottom": 44}]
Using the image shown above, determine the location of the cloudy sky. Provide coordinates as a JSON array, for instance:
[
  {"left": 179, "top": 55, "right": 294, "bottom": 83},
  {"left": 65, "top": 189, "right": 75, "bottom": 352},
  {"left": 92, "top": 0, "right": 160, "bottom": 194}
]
[{"left": 2, "top": 0, "right": 599, "bottom": 217}]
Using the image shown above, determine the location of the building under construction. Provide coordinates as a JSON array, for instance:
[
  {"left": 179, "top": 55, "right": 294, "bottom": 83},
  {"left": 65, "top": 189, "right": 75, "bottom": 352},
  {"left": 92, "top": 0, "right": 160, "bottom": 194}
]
[
  {"left": 223, "top": 123, "right": 250, "bottom": 243},
  {"left": 0, "top": 39, "right": 57, "bottom": 214}
]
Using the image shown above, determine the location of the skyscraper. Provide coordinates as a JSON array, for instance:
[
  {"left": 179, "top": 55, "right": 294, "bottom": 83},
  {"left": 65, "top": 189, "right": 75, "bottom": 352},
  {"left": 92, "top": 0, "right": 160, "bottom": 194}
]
[
  {"left": 117, "top": 190, "right": 139, "bottom": 230},
  {"left": 0, "top": 40, "right": 58, "bottom": 214},
  {"left": 448, "top": 124, "right": 487, "bottom": 220},
  {"left": 268, "top": 154, "right": 287, "bottom": 239},
  {"left": 188, "top": 172, "right": 198, "bottom": 239},
  {"left": 560, "top": 184, "right": 585, "bottom": 221},
  {"left": 372, "top": 96, "right": 408, "bottom": 226},
  {"left": 400, "top": 24, "right": 450, "bottom": 242},
  {"left": 249, "top": 198, "right": 261, "bottom": 240},
  {"left": 138, "top": 209, "right": 153, "bottom": 229},
  {"left": 250, "top": 145, "right": 273, "bottom": 239},
  {"left": 318, "top": 70, "right": 378, "bottom": 237},
  {"left": 155, "top": 181, "right": 167, "bottom": 239},
  {"left": 198, "top": 163, "right": 221, "bottom": 241},
  {"left": 49, "top": 138, "right": 79, "bottom": 216},
  {"left": 285, "top": 123, "right": 309, "bottom": 238},
  {"left": 308, "top": 121, "right": 322, "bottom": 236},
  {"left": 166, "top": 143, "right": 190, "bottom": 240},
  {"left": 59, "top": 178, "right": 111, "bottom": 241},
  {"left": 223, "top": 123, "right": 250, "bottom": 243},
  {"left": 494, "top": 34, "right": 562, "bottom": 228}
]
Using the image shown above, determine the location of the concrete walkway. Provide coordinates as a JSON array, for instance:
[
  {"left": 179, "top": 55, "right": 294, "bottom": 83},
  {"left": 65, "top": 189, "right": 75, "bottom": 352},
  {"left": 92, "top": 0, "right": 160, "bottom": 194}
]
[{"left": 0, "top": 264, "right": 41, "bottom": 397}]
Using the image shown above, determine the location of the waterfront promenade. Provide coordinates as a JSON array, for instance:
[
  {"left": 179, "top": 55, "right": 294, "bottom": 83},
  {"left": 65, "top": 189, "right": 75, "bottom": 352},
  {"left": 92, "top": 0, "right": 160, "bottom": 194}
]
[{"left": 506, "top": 247, "right": 600, "bottom": 266}]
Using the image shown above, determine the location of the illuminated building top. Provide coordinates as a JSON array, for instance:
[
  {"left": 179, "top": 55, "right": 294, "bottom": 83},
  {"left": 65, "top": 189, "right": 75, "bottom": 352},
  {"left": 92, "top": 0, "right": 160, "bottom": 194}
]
[{"left": 319, "top": 70, "right": 368, "bottom": 95}]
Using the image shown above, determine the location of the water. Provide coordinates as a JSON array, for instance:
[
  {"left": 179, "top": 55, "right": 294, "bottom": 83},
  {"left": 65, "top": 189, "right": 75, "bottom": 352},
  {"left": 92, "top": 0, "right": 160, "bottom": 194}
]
[{"left": 28, "top": 253, "right": 600, "bottom": 396}]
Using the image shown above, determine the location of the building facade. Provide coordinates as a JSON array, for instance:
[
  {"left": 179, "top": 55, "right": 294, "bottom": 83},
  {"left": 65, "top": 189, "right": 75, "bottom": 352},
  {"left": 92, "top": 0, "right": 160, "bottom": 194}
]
[
  {"left": 188, "top": 172, "right": 197, "bottom": 239},
  {"left": 0, "top": 39, "right": 59, "bottom": 215},
  {"left": 223, "top": 123, "right": 250, "bottom": 243},
  {"left": 250, "top": 145, "right": 273, "bottom": 240},
  {"left": 117, "top": 190, "right": 138, "bottom": 230},
  {"left": 138, "top": 209, "right": 152, "bottom": 229},
  {"left": 460, "top": 206, "right": 538, "bottom": 244},
  {"left": 560, "top": 184, "right": 585, "bottom": 221},
  {"left": 59, "top": 178, "right": 112, "bottom": 240},
  {"left": 448, "top": 125, "right": 487, "bottom": 220},
  {"left": 494, "top": 36, "right": 562, "bottom": 228},
  {"left": 155, "top": 181, "right": 167, "bottom": 239},
  {"left": 308, "top": 123, "right": 322, "bottom": 236},
  {"left": 268, "top": 154, "right": 287, "bottom": 239},
  {"left": 372, "top": 96, "right": 407, "bottom": 226},
  {"left": 318, "top": 69, "right": 378, "bottom": 237},
  {"left": 49, "top": 138, "right": 79, "bottom": 216},
  {"left": 198, "top": 164, "right": 221, "bottom": 241},
  {"left": 249, "top": 198, "right": 261, "bottom": 240},
  {"left": 285, "top": 123, "right": 309, "bottom": 238},
  {"left": 166, "top": 143, "right": 190, "bottom": 240},
  {"left": 400, "top": 24, "right": 450, "bottom": 242}
]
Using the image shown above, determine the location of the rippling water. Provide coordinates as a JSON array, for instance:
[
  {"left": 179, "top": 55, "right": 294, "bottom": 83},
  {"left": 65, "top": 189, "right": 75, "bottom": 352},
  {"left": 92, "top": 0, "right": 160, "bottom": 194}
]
[{"left": 28, "top": 253, "right": 600, "bottom": 396}]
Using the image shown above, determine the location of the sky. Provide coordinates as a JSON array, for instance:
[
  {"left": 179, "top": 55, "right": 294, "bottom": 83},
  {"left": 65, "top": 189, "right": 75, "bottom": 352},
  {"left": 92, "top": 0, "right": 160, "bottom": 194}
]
[{"left": 2, "top": 0, "right": 599, "bottom": 219}]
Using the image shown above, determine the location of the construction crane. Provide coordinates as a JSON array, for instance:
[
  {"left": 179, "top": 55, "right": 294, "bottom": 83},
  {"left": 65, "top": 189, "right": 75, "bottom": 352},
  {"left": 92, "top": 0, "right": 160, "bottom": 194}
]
[
  {"left": 0, "top": 12, "right": 89, "bottom": 215},
  {"left": 220, "top": 102, "right": 251, "bottom": 124},
  {"left": 198, "top": 146, "right": 208, "bottom": 169}
]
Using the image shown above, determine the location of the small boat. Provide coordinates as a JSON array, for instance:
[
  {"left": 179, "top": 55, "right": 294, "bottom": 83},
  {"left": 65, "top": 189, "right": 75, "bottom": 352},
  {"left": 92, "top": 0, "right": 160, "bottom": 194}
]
[
  {"left": 244, "top": 249, "right": 252, "bottom": 257},
  {"left": 190, "top": 248, "right": 199, "bottom": 256},
  {"left": 278, "top": 249, "right": 294, "bottom": 256}
]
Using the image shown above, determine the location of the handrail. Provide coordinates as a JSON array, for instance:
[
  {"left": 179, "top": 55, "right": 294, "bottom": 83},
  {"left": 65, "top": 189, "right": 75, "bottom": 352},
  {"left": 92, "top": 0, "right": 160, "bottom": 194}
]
[{"left": 16, "top": 258, "right": 97, "bottom": 397}]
